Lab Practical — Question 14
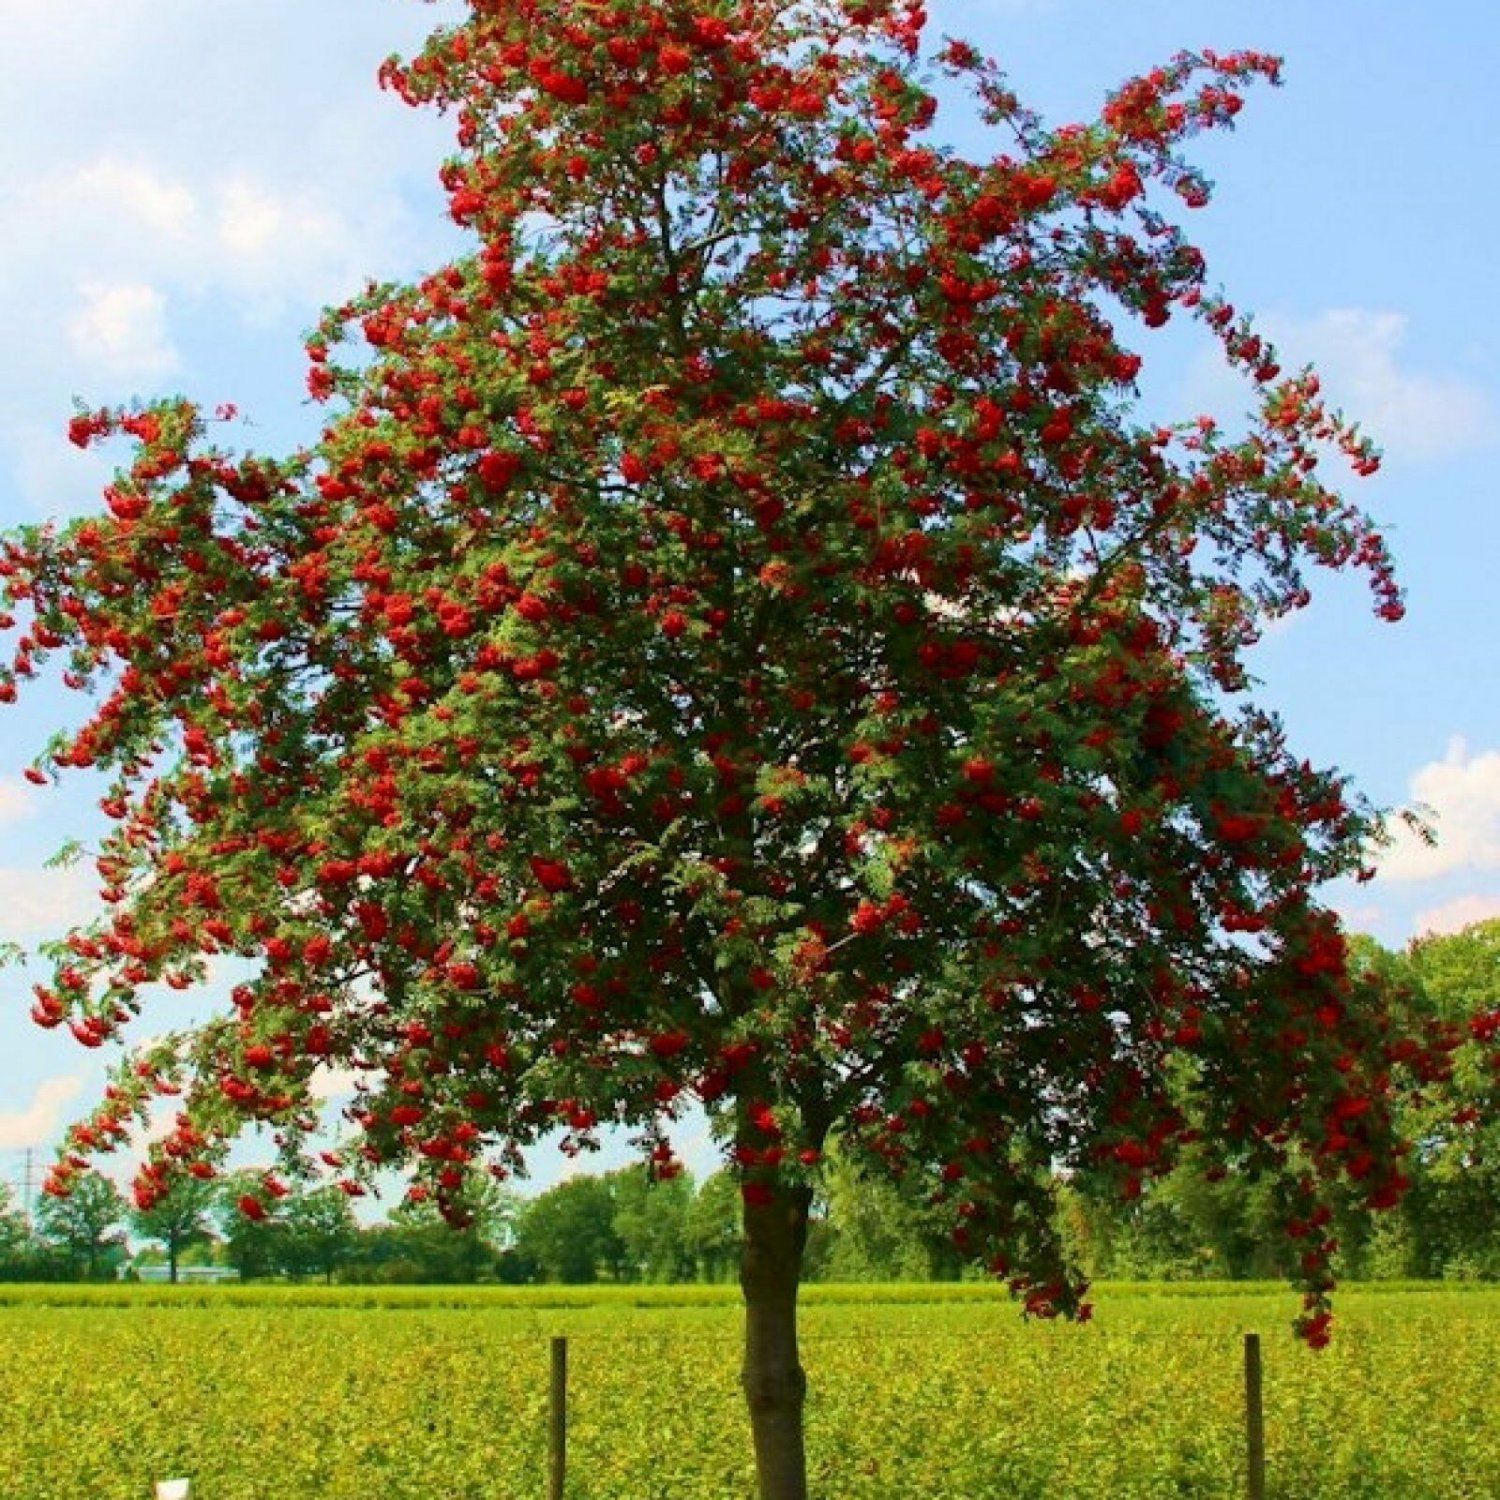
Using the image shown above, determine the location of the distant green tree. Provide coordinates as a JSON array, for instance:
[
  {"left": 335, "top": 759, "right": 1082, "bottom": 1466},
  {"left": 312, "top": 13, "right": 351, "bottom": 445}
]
[
  {"left": 1409, "top": 921, "right": 1500, "bottom": 1024},
  {"left": 819, "top": 1138, "right": 961, "bottom": 1282},
  {"left": 1389, "top": 921, "right": 1500, "bottom": 1277},
  {"left": 350, "top": 1178, "right": 516, "bottom": 1283},
  {"left": 1063, "top": 1150, "right": 1294, "bottom": 1282},
  {"left": 0, "top": 1184, "right": 27, "bottom": 1255},
  {"left": 340, "top": 1221, "right": 412, "bottom": 1283},
  {"left": 279, "top": 1184, "right": 361, "bottom": 1284},
  {"left": 1154, "top": 1154, "right": 1294, "bottom": 1279},
  {"left": 129, "top": 1174, "right": 218, "bottom": 1284},
  {"left": 217, "top": 1171, "right": 284, "bottom": 1281},
  {"left": 36, "top": 1172, "right": 127, "bottom": 1279},
  {"left": 1061, "top": 924, "right": 1499, "bottom": 1285},
  {"left": 514, "top": 1175, "right": 623, "bottom": 1284},
  {"left": 610, "top": 1166, "right": 696, "bottom": 1283},
  {"left": 685, "top": 1169, "right": 742, "bottom": 1284},
  {"left": 0, "top": 1184, "right": 45, "bottom": 1276}
]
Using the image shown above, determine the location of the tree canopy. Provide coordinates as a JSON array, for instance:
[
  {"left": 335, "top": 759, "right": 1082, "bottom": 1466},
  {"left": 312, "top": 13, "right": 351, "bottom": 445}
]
[
  {"left": 128, "top": 1172, "right": 218, "bottom": 1283},
  {"left": 35, "top": 1171, "right": 126, "bottom": 1280},
  {"left": 1, "top": 2, "right": 1451, "bottom": 1494}
]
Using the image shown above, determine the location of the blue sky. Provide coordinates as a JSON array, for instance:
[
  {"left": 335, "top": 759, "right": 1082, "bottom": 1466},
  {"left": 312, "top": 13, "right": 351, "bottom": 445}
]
[{"left": 1, "top": 0, "right": 1495, "bottom": 1194}]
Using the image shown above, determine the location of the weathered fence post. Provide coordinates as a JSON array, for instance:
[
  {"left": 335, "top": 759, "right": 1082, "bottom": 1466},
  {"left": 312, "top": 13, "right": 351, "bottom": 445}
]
[
  {"left": 549, "top": 1335, "right": 569, "bottom": 1500},
  {"left": 1244, "top": 1332, "right": 1267, "bottom": 1500}
]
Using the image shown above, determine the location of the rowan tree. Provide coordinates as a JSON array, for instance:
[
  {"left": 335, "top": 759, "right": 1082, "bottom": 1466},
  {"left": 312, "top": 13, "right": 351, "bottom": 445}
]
[{"left": 2, "top": 1, "right": 1450, "bottom": 1494}]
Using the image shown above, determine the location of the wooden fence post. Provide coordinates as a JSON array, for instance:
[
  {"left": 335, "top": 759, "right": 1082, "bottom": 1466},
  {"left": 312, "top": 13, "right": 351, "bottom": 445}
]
[
  {"left": 1244, "top": 1332, "right": 1266, "bottom": 1500},
  {"left": 549, "top": 1335, "right": 569, "bottom": 1500}
]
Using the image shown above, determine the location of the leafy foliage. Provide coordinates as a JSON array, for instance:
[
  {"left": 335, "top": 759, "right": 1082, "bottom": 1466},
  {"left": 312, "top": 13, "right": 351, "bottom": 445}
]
[
  {"left": 1360, "top": 921, "right": 1500, "bottom": 1278},
  {"left": 513, "top": 1173, "right": 625, "bottom": 1283},
  {"left": 0, "top": 1185, "right": 55, "bottom": 1280},
  {"left": 129, "top": 1173, "right": 218, "bottom": 1282},
  {"left": 1056, "top": 921, "right": 1500, "bottom": 1283},
  {"left": 35, "top": 1172, "right": 127, "bottom": 1279}
]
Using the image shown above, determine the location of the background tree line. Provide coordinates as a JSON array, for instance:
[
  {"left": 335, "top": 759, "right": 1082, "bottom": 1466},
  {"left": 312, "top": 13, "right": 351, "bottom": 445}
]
[
  {"left": 6, "top": 922, "right": 1494, "bottom": 1287},
  {"left": 0, "top": 1151, "right": 953, "bottom": 1287}
]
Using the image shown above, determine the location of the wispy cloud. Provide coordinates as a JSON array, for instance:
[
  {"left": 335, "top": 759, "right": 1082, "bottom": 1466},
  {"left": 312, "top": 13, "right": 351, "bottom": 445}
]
[
  {"left": 1185, "top": 307, "right": 1494, "bottom": 466},
  {"left": 1414, "top": 892, "right": 1500, "bottom": 938},
  {"left": 1377, "top": 739, "right": 1500, "bottom": 882},
  {"left": 1330, "top": 900, "right": 1385, "bottom": 937},
  {"left": 0, "top": 867, "right": 100, "bottom": 941},
  {"left": 0, "top": 1074, "right": 84, "bottom": 1150},
  {"left": 0, "top": 0, "right": 463, "bottom": 517},
  {"left": 67, "top": 280, "right": 179, "bottom": 378},
  {"left": 64, "top": 156, "right": 197, "bottom": 239},
  {"left": 1262, "top": 309, "right": 1494, "bottom": 462},
  {"left": 0, "top": 777, "right": 45, "bottom": 828},
  {"left": 308, "top": 1066, "right": 363, "bottom": 1103},
  {"left": 27, "top": 155, "right": 377, "bottom": 341}
]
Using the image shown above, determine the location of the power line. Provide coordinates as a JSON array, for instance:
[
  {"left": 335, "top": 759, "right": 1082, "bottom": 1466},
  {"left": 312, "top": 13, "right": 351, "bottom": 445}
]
[{"left": 1, "top": 1148, "right": 42, "bottom": 1224}]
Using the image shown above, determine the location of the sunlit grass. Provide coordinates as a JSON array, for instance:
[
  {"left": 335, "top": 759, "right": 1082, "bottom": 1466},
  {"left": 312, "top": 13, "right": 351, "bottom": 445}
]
[{"left": 2, "top": 1282, "right": 1492, "bottom": 1498}]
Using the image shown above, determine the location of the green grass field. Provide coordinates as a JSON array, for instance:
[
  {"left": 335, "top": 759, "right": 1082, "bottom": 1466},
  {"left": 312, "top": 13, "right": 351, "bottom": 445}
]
[{"left": 1, "top": 1281, "right": 1491, "bottom": 1499}]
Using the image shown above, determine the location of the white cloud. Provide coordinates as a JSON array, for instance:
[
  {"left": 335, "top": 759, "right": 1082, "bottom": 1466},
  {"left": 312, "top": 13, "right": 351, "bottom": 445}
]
[
  {"left": 308, "top": 1066, "right": 362, "bottom": 1103},
  {"left": 118, "top": 1096, "right": 181, "bottom": 1161},
  {"left": 66, "top": 155, "right": 196, "bottom": 240},
  {"left": 1262, "top": 309, "right": 1494, "bottom": 462},
  {"left": 1183, "top": 308, "right": 1494, "bottom": 466},
  {"left": 216, "top": 179, "right": 289, "bottom": 262},
  {"left": 211, "top": 176, "right": 373, "bottom": 326},
  {"left": 0, "top": 0, "right": 466, "bottom": 528},
  {"left": 1377, "top": 739, "right": 1500, "bottom": 882},
  {"left": 1330, "top": 900, "right": 1385, "bottom": 935},
  {"left": 0, "top": 866, "right": 101, "bottom": 941},
  {"left": 2, "top": 418, "right": 116, "bottom": 517},
  {"left": 0, "top": 1074, "right": 84, "bottom": 1150},
  {"left": 0, "top": 777, "right": 43, "bottom": 828},
  {"left": 67, "top": 280, "right": 179, "bottom": 378},
  {"left": 1415, "top": 893, "right": 1500, "bottom": 938},
  {"left": 20, "top": 153, "right": 371, "bottom": 325}
]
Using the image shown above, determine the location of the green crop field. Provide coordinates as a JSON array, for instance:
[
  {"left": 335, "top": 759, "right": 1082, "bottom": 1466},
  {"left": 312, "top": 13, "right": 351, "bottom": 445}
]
[{"left": 1, "top": 1282, "right": 1492, "bottom": 1499}]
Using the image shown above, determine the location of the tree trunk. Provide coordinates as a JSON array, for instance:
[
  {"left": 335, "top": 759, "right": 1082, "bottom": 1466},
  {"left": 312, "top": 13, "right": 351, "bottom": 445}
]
[
  {"left": 168, "top": 1240, "right": 179, "bottom": 1285},
  {"left": 740, "top": 1183, "right": 813, "bottom": 1500}
]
